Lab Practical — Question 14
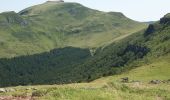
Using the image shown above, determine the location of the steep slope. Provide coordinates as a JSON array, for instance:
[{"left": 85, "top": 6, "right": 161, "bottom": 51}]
[
  {"left": 0, "top": 2, "right": 146, "bottom": 58},
  {"left": 0, "top": 14, "right": 169, "bottom": 87}
]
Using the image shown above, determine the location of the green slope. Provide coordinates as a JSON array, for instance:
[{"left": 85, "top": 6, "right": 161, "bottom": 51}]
[
  {"left": 95, "top": 55, "right": 170, "bottom": 83},
  {"left": 0, "top": 2, "right": 146, "bottom": 58},
  {"left": 75, "top": 14, "right": 170, "bottom": 81},
  {"left": 0, "top": 13, "right": 169, "bottom": 87},
  {"left": 0, "top": 56, "right": 169, "bottom": 100}
]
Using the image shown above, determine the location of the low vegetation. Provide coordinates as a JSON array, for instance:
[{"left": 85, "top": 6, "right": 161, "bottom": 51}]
[
  {"left": 0, "top": 2, "right": 146, "bottom": 58},
  {"left": 0, "top": 56, "right": 169, "bottom": 100},
  {"left": 0, "top": 14, "right": 169, "bottom": 87}
]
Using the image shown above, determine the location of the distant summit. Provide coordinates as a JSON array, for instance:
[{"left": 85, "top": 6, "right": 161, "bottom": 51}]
[{"left": 47, "top": 0, "right": 64, "bottom": 3}]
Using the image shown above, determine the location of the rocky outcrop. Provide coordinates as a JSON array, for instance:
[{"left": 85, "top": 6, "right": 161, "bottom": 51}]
[
  {"left": 149, "top": 80, "right": 161, "bottom": 84},
  {"left": 121, "top": 77, "right": 129, "bottom": 83},
  {"left": 144, "top": 24, "right": 155, "bottom": 36},
  {"left": 160, "top": 14, "right": 170, "bottom": 24},
  {"left": 0, "top": 88, "right": 6, "bottom": 93},
  {"left": 0, "top": 11, "right": 28, "bottom": 26}
]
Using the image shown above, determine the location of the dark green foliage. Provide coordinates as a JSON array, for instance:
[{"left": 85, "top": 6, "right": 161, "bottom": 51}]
[
  {"left": 160, "top": 14, "right": 170, "bottom": 24},
  {"left": 144, "top": 24, "right": 155, "bottom": 36},
  {"left": 0, "top": 47, "right": 91, "bottom": 87}
]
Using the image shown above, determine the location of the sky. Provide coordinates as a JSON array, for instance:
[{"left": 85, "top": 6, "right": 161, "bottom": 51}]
[{"left": 0, "top": 0, "right": 170, "bottom": 22}]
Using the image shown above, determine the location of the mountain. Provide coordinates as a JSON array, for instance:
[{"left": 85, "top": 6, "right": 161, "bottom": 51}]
[
  {"left": 143, "top": 21, "right": 156, "bottom": 24},
  {"left": 0, "top": 2, "right": 146, "bottom": 58},
  {"left": 0, "top": 13, "right": 169, "bottom": 87}
]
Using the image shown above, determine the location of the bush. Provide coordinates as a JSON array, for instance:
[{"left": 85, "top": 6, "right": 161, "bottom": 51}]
[{"left": 32, "top": 90, "right": 47, "bottom": 97}]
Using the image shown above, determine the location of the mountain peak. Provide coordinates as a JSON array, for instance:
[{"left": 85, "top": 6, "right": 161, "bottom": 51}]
[{"left": 46, "top": 0, "right": 64, "bottom": 3}]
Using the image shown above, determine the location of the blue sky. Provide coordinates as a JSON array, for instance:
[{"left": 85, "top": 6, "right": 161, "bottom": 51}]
[{"left": 0, "top": 0, "right": 170, "bottom": 21}]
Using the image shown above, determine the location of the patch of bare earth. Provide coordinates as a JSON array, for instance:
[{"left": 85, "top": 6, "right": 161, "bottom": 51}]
[
  {"left": 0, "top": 96, "right": 35, "bottom": 100},
  {"left": 156, "top": 96, "right": 163, "bottom": 100}
]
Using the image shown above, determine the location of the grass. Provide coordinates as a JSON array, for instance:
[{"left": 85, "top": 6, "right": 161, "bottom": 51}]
[
  {"left": 0, "top": 2, "right": 147, "bottom": 58},
  {"left": 93, "top": 54, "right": 170, "bottom": 82},
  {"left": 1, "top": 55, "right": 169, "bottom": 100}
]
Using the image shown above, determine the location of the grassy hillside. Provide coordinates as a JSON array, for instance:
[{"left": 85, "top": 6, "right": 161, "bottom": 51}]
[
  {"left": 0, "top": 2, "right": 146, "bottom": 58},
  {"left": 0, "top": 14, "right": 169, "bottom": 87},
  {"left": 0, "top": 56, "right": 169, "bottom": 100},
  {"left": 95, "top": 55, "right": 170, "bottom": 83}
]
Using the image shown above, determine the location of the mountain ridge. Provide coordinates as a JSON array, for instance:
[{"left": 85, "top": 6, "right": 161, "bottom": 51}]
[{"left": 0, "top": 2, "right": 147, "bottom": 58}]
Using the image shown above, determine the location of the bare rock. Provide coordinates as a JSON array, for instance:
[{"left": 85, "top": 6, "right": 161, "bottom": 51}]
[
  {"left": 6, "top": 88, "right": 15, "bottom": 92},
  {"left": 149, "top": 80, "right": 161, "bottom": 84},
  {"left": 0, "top": 88, "right": 6, "bottom": 93},
  {"left": 121, "top": 77, "right": 129, "bottom": 83}
]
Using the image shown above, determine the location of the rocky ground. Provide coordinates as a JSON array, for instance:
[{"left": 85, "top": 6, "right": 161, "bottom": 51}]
[{"left": 0, "top": 96, "right": 33, "bottom": 100}]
